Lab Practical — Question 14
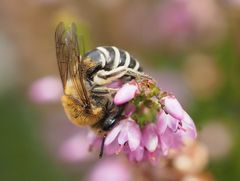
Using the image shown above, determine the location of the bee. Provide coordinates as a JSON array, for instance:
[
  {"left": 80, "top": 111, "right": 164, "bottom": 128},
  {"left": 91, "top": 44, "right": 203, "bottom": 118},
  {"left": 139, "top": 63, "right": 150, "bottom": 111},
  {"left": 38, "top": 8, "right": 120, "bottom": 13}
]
[{"left": 55, "top": 22, "right": 147, "bottom": 157}]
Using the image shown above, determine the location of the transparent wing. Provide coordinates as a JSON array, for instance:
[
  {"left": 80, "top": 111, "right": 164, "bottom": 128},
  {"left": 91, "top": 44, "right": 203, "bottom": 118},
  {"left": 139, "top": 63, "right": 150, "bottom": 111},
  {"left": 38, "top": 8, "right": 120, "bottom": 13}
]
[
  {"left": 55, "top": 22, "right": 91, "bottom": 108},
  {"left": 55, "top": 22, "right": 69, "bottom": 90}
]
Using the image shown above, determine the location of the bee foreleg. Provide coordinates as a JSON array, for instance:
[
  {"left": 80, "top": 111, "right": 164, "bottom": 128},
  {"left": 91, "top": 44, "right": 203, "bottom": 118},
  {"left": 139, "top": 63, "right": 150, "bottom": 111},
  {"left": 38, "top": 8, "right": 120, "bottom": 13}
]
[{"left": 93, "top": 67, "right": 127, "bottom": 85}]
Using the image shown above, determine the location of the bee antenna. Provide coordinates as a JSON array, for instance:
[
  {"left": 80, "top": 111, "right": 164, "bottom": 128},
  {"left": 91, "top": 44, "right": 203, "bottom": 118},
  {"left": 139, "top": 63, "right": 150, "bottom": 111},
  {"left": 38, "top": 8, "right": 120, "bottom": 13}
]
[{"left": 99, "top": 136, "right": 106, "bottom": 159}]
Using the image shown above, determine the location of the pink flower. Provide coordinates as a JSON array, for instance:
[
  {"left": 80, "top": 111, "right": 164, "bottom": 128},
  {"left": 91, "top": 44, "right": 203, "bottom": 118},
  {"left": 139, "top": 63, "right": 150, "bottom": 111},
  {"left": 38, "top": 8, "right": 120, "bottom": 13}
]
[
  {"left": 126, "top": 145, "right": 145, "bottom": 162},
  {"left": 142, "top": 123, "right": 159, "bottom": 152},
  {"left": 114, "top": 82, "right": 140, "bottom": 105},
  {"left": 59, "top": 132, "right": 93, "bottom": 162},
  {"left": 157, "top": 109, "right": 197, "bottom": 155},
  {"left": 181, "top": 111, "right": 197, "bottom": 139},
  {"left": 157, "top": 109, "right": 197, "bottom": 140},
  {"left": 104, "top": 119, "right": 141, "bottom": 154},
  {"left": 28, "top": 76, "right": 63, "bottom": 103},
  {"left": 161, "top": 95, "right": 184, "bottom": 120},
  {"left": 97, "top": 80, "right": 197, "bottom": 163},
  {"left": 86, "top": 158, "right": 132, "bottom": 181},
  {"left": 86, "top": 79, "right": 197, "bottom": 164}
]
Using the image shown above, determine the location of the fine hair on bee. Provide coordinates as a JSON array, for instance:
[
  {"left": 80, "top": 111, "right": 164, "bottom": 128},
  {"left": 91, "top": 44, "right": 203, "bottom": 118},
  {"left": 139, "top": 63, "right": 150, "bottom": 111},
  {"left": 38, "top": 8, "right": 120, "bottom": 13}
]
[{"left": 55, "top": 22, "right": 149, "bottom": 158}]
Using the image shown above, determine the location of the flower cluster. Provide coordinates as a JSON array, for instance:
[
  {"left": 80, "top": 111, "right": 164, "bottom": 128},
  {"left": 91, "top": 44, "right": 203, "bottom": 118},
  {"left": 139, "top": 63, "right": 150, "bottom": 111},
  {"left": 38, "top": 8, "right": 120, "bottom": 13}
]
[{"left": 90, "top": 79, "right": 197, "bottom": 163}]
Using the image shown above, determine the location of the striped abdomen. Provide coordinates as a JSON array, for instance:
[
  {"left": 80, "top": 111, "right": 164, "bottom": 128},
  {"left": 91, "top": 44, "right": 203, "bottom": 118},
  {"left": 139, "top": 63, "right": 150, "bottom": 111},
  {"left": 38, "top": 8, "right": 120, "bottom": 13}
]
[
  {"left": 85, "top": 46, "right": 142, "bottom": 71},
  {"left": 84, "top": 46, "right": 143, "bottom": 85}
]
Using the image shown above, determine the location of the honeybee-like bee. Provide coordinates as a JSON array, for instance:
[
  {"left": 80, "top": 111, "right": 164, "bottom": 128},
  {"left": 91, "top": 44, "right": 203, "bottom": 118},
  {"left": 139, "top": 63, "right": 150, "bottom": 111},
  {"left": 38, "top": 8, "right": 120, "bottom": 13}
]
[{"left": 55, "top": 22, "right": 147, "bottom": 157}]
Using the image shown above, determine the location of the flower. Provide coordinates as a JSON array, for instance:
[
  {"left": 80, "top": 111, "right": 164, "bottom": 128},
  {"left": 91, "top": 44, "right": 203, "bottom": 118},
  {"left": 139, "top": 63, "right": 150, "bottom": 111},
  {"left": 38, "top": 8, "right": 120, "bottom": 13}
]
[
  {"left": 156, "top": 98, "right": 197, "bottom": 158},
  {"left": 59, "top": 132, "right": 93, "bottom": 162},
  {"left": 161, "top": 95, "right": 184, "bottom": 120},
  {"left": 142, "top": 123, "right": 159, "bottom": 152},
  {"left": 28, "top": 76, "right": 63, "bottom": 103},
  {"left": 114, "top": 81, "right": 140, "bottom": 105},
  {"left": 90, "top": 79, "right": 197, "bottom": 163},
  {"left": 86, "top": 158, "right": 132, "bottom": 181},
  {"left": 104, "top": 118, "right": 141, "bottom": 154}
]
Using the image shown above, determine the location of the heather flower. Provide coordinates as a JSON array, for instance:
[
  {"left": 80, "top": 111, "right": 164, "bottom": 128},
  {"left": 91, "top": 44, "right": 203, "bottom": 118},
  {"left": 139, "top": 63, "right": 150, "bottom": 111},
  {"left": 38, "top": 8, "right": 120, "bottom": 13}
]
[
  {"left": 86, "top": 158, "right": 132, "bottom": 181},
  {"left": 104, "top": 118, "right": 141, "bottom": 154},
  {"left": 114, "top": 81, "right": 140, "bottom": 105},
  {"left": 161, "top": 95, "right": 184, "bottom": 120},
  {"left": 142, "top": 123, "right": 159, "bottom": 152},
  {"left": 28, "top": 76, "right": 62, "bottom": 103},
  {"left": 90, "top": 78, "right": 197, "bottom": 163},
  {"left": 59, "top": 132, "right": 93, "bottom": 162}
]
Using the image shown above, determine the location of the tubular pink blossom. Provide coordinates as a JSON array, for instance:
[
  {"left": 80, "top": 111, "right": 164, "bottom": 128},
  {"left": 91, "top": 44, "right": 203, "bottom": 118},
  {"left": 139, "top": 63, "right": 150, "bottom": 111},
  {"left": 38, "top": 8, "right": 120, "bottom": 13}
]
[
  {"left": 88, "top": 79, "right": 197, "bottom": 163},
  {"left": 104, "top": 119, "right": 141, "bottom": 154},
  {"left": 105, "top": 124, "right": 123, "bottom": 145},
  {"left": 87, "top": 159, "right": 132, "bottom": 181},
  {"left": 142, "top": 123, "right": 159, "bottom": 152},
  {"left": 114, "top": 83, "right": 139, "bottom": 105},
  {"left": 127, "top": 121, "right": 142, "bottom": 151},
  {"left": 181, "top": 111, "right": 197, "bottom": 139},
  {"left": 157, "top": 110, "right": 179, "bottom": 133},
  {"left": 124, "top": 103, "right": 136, "bottom": 117},
  {"left": 126, "top": 145, "right": 144, "bottom": 162},
  {"left": 161, "top": 95, "right": 184, "bottom": 120}
]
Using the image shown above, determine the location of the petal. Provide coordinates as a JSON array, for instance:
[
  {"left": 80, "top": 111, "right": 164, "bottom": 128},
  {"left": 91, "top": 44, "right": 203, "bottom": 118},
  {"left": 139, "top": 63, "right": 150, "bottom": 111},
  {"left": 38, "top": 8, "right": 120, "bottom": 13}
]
[
  {"left": 127, "top": 121, "right": 141, "bottom": 151},
  {"left": 105, "top": 138, "right": 122, "bottom": 155},
  {"left": 87, "top": 159, "right": 132, "bottom": 181},
  {"left": 134, "top": 147, "right": 145, "bottom": 162},
  {"left": 171, "top": 132, "right": 184, "bottom": 149},
  {"left": 127, "top": 146, "right": 144, "bottom": 162},
  {"left": 142, "top": 123, "right": 158, "bottom": 152},
  {"left": 114, "top": 83, "right": 138, "bottom": 105},
  {"left": 107, "top": 80, "right": 124, "bottom": 88},
  {"left": 146, "top": 147, "right": 162, "bottom": 166},
  {"left": 157, "top": 111, "right": 179, "bottom": 134},
  {"left": 159, "top": 131, "right": 171, "bottom": 155},
  {"left": 124, "top": 103, "right": 136, "bottom": 117},
  {"left": 166, "top": 114, "right": 179, "bottom": 132},
  {"left": 59, "top": 133, "right": 91, "bottom": 162},
  {"left": 161, "top": 95, "right": 184, "bottom": 120},
  {"left": 105, "top": 124, "right": 122, "bottom": 146},
  {"left": 29, "top": 76, "right": 63, "bottom": 103},
  {"left": 159, "top": 128, "right": 183, "bottom": 154},
  {"left": 181, "top": 111, "right": 197, "bottom": 139},
  {"left": 118, "top": 126, "right": 128, "bottom": 145},
  {"left": 156, "top": 111, "right": 168, "bottom": 135}
]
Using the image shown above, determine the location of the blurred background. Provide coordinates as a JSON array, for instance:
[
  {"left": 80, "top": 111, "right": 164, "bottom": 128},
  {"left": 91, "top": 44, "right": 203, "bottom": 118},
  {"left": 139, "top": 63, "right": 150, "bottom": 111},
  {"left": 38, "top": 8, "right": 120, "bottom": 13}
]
[{"left": 1, "top": 0, "right": 240, "bottom": 180}]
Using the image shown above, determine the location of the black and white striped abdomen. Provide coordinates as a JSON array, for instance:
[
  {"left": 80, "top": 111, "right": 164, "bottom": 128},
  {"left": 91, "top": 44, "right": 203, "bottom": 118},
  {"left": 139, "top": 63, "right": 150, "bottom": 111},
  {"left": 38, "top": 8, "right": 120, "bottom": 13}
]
[{"left": 84, "top": 46, "right": 142, "bottom": 72}]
